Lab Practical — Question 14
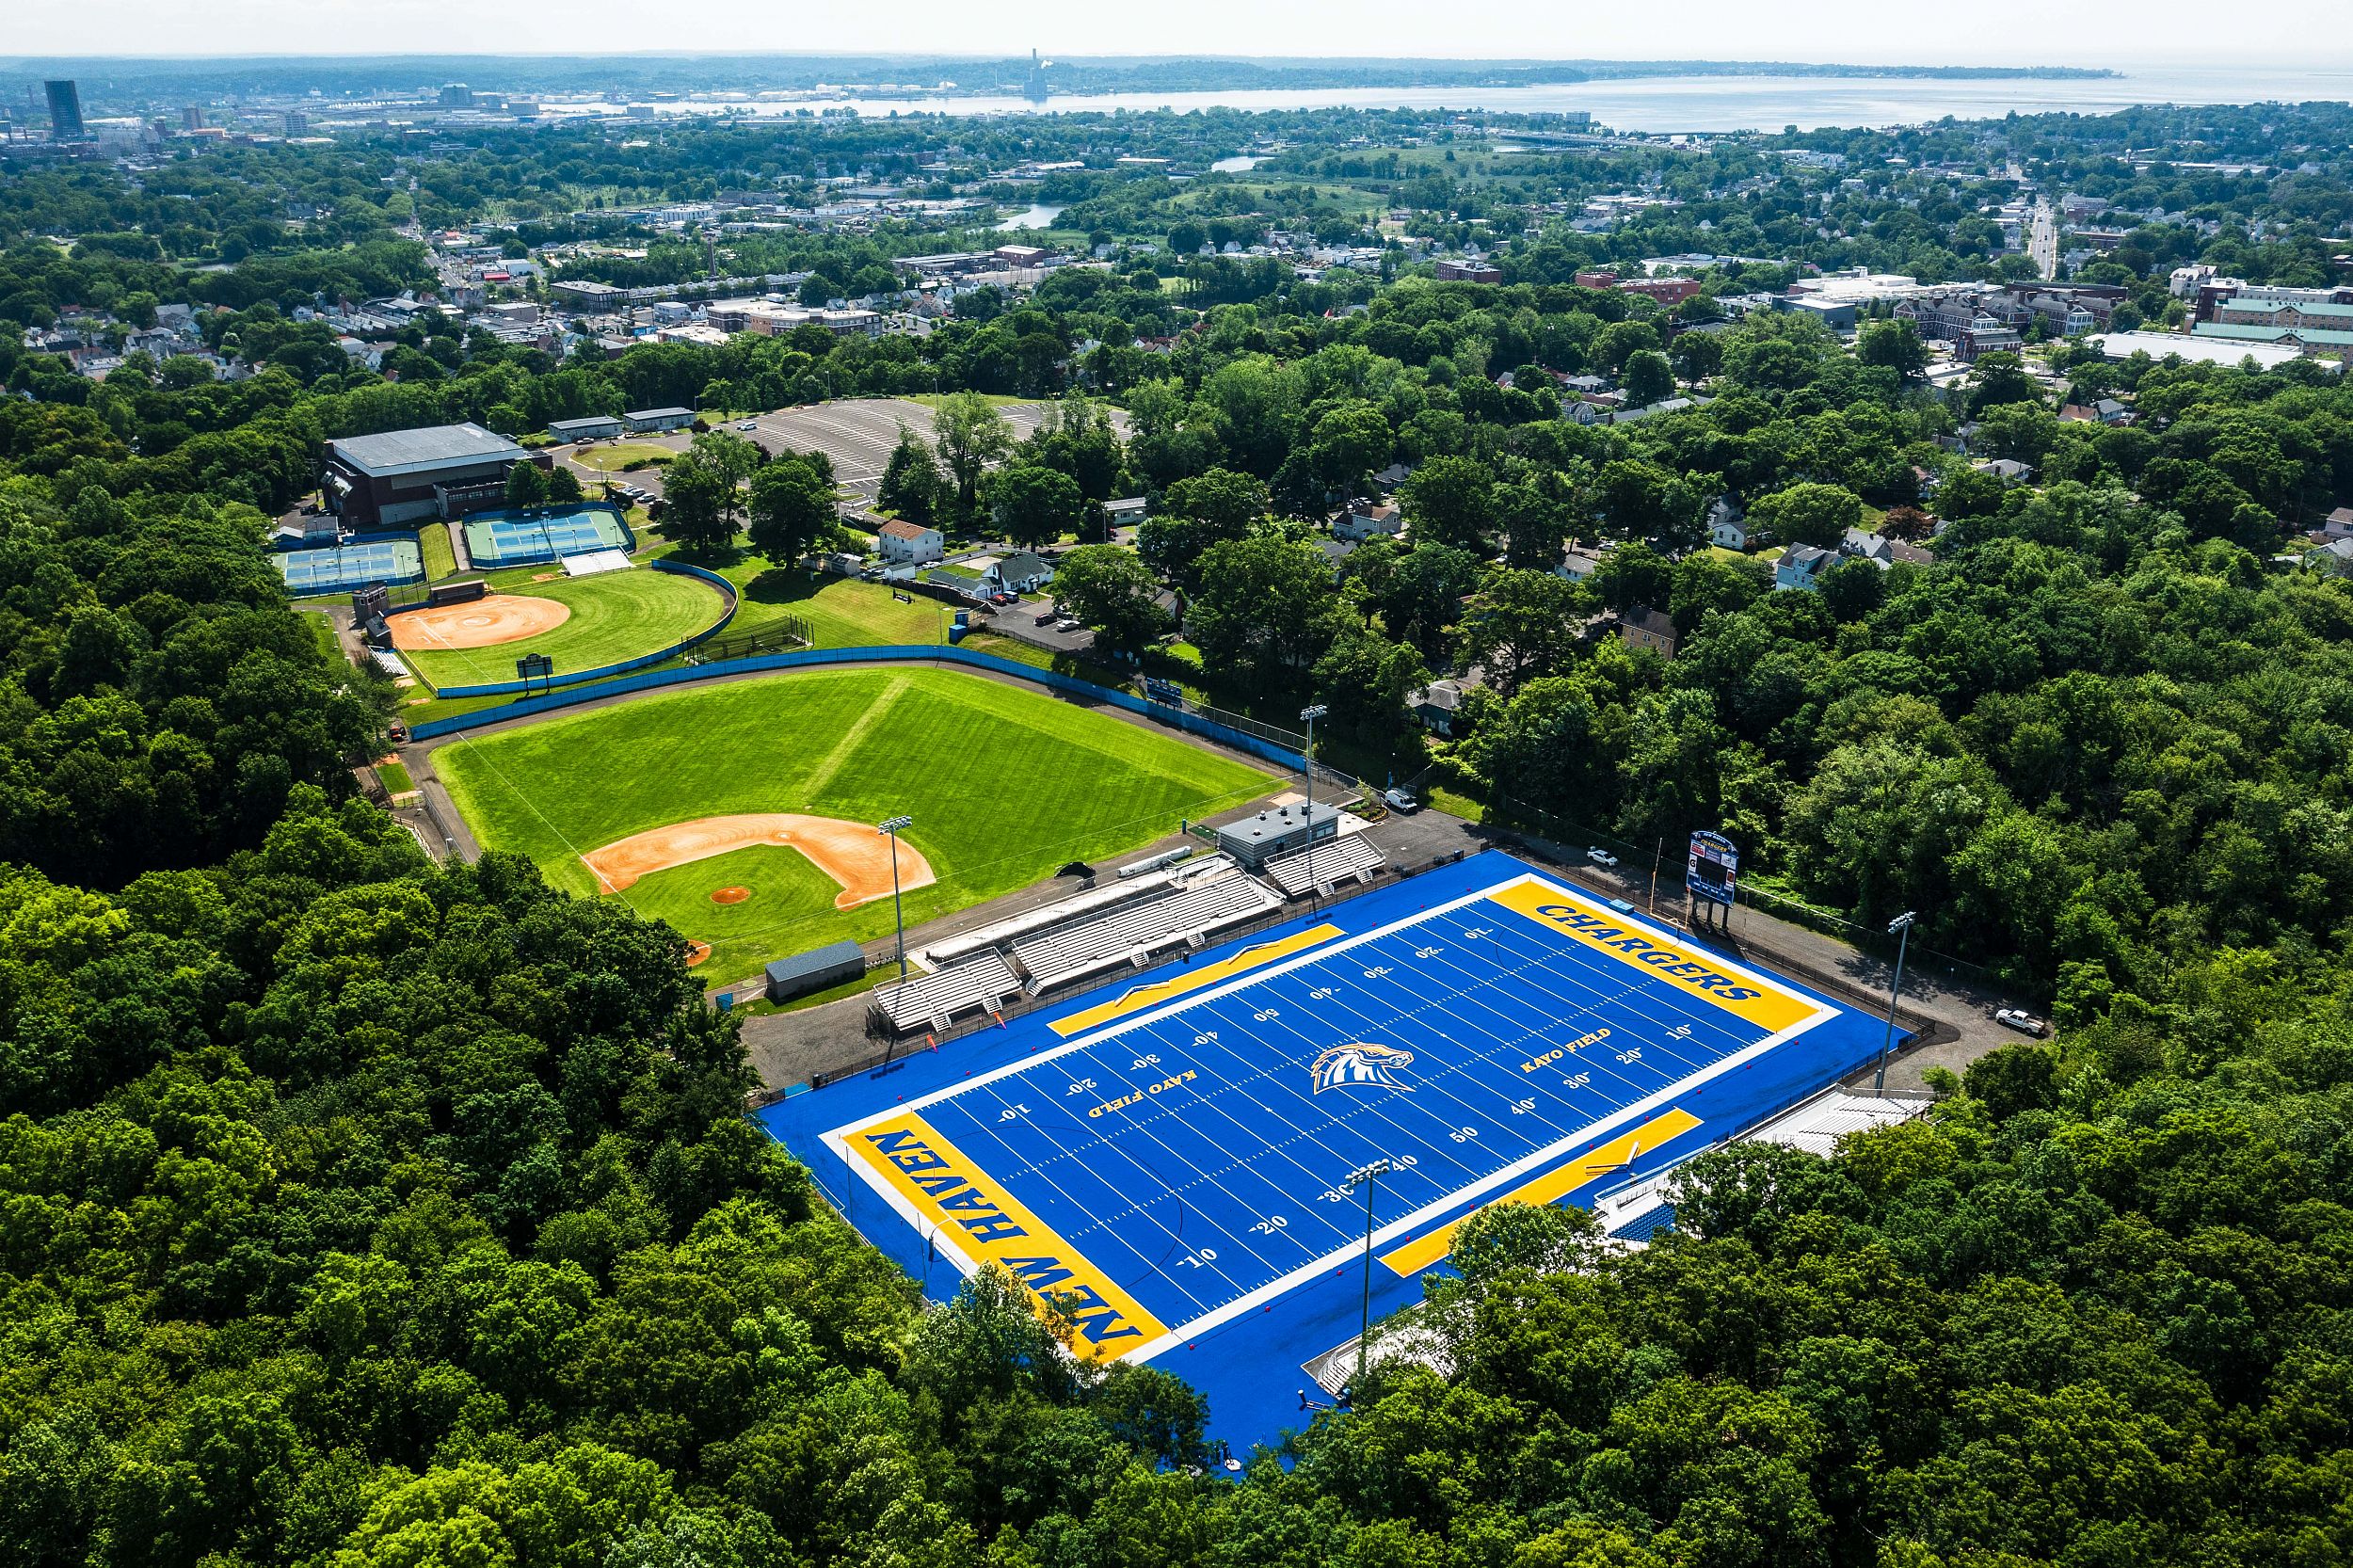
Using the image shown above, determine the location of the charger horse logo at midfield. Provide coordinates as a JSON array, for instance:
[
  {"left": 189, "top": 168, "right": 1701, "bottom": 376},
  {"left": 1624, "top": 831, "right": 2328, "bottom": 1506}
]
[{"left": 1310, "top": 1042, "right": 1417, "bottom": 1094}]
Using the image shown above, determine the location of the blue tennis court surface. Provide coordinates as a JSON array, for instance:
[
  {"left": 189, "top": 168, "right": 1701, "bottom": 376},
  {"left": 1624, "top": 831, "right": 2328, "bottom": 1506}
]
[
  {"left": 278, "top": 536, "right": 423, "bottom": 594},
  {"left": 757, "top": 850, "right": 1883, "bottom": 1445},
  {"left": 462, "top": 505, "right": 632, "bottom": 567}
]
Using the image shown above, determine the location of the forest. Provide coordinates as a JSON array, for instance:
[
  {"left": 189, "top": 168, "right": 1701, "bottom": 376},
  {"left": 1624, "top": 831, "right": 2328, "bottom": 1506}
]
[{"left": 6, "top": 96, "right": 2353, "bottom": 1568}]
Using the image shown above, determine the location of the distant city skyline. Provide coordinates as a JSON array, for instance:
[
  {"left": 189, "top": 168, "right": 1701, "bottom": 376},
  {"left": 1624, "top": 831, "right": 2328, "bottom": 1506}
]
[{"left": 8, "top": 2, "right": 2349, "bottom": 66}]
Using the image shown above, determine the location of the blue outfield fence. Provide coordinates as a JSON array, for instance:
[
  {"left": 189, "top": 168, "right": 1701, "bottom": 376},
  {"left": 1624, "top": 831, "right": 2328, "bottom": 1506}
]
[
  {"left": 423, "top": 559, "right": 742, "bottom": 698},
  {"left": 407, "top": 645, "right": 1320, "bottom": 777}
]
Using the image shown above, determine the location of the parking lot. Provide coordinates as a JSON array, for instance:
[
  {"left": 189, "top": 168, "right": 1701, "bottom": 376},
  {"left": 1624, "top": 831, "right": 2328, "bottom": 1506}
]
[
  {"left": 550, "top": 396, "right": 1126, "bottom": 537},
  {"left": 743, "top": 398, "right": 1121, "bottom": 506}
]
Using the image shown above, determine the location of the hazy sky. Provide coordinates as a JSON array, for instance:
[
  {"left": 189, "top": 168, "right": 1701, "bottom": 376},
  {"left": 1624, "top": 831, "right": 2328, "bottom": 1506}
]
[{"left": 10, "top": 0, "right": 2352, "bottom": 63}]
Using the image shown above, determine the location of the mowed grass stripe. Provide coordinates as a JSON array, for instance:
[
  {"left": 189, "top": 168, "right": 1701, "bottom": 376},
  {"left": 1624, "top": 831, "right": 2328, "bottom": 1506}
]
[
  {"left": 434, "top": 667, "right": 1275, "bottom": 982},
  {"left": 403, "top": 568, "right": 728, "bottom": 691}
]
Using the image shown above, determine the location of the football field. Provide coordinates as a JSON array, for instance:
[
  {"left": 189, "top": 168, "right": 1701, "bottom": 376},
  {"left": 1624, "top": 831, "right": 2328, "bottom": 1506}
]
[{"left": 761, "top": 851, "right": 1883, "bottom": 1439}]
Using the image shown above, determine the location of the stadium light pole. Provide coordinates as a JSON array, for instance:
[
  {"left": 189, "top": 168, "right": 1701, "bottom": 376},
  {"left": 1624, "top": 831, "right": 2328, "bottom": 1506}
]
[
  {"left": 1300, "top": 704, "right": 1328, "bottom": 907},
  {"left": 878, "top": 815, "right": 914, "bottom": 978},
  {"left": 1344, "top": 1156, "right": 1393, "bottom": 1393},
  {"left": 1874, "top": 911, "right": 1916, "bottom": 1095}
]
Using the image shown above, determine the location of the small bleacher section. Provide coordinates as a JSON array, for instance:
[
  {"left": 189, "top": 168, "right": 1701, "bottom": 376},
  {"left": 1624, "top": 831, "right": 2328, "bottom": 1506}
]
[
  {"left": 1261, "top": 834, "right": 1385, "bottom": 898},
  {"left": 1009, "top": 873, "right": 1281, "bottom": 994},
  {"left": 872, "top": 952, "right": 1021, "bottom": 1035}
]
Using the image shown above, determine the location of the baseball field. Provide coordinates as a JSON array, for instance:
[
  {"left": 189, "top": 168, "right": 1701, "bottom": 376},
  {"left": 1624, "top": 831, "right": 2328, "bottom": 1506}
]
[
  {"left": 431, "top": 666, "right": 1275, "bottom": 982},
  {"left": 392, "top": 568, "right": 727, "bottom": 691}
]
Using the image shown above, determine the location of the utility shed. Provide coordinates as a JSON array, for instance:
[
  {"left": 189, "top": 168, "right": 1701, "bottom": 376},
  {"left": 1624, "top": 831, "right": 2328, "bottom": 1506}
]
[{"left": 763, "top": 939, "right": 867, "bottom": 1003}]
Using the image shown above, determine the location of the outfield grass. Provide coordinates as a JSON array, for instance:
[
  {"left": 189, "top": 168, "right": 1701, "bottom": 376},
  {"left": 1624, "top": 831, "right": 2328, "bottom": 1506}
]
[
  {"left": 684, "top": 551, "right": 950, "bottom": 646},
  {"left": 419, "top": 522, "right": 458, "bottom": 582},
  {"left": 434, "top": 666, "right": 1273, "bottom": 983},
  {"left": 401, "top": 568, "right": 728, "bottom": 691}
]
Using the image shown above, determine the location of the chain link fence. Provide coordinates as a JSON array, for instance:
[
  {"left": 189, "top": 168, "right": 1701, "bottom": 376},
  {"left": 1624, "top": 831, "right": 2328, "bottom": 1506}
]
[{"left": 1473, "top": 793, "right": 2007, "bottom": 995}]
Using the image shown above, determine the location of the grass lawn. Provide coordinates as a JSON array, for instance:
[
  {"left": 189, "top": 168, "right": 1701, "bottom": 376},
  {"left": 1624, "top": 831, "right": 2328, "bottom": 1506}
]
[
  {"left": 401, "top": 568, "right": 728, "bottom": 691},
  {"left": 376, "top": 760, "right": 415, "bottom": 795},
  {"left": 687, "top": 553, "right": 950, "bottom": 646},
  {"left": 903, "top": 392, "right": 1031, "bottom": 408},
  {"left": 571, "top": 442, "right": 680, "bottom": 473},
  {"left": 419, "top": 522, "right": 458, "bottom": 582},
  {"left": 301, "top": 610, "right": 344, "bottom": 664},
  {"left": 435, "top": 666, "right": 1272, "bottom": 984}
]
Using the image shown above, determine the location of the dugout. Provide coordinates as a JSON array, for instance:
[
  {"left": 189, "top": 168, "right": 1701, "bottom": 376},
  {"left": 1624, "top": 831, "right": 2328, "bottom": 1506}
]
[{"left": 763, "top": 940, "right": 867, "bottom": 1003}]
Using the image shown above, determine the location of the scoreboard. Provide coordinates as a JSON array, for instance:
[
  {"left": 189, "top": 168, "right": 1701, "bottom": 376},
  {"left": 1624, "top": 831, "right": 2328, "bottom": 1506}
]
[{"left": 1687, "top": 830, "right": 1738, "bottom": 906}]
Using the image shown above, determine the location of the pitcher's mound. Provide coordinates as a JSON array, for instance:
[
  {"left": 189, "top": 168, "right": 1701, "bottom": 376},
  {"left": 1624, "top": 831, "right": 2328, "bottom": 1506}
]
[
  {"left": 390, "top": 593, "right": 569, "bottom": 650},
  {"left": 711, "top": 886, "right": 751, "bottom": 904},
  {"left": 583, "top": 813, "right": 936, "bottom": 910}
]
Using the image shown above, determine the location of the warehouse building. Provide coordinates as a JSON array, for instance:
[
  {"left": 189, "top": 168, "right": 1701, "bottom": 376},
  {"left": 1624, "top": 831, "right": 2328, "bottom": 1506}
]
[{"left": 321, "top": 423, "right": 544, "bottom": 527}]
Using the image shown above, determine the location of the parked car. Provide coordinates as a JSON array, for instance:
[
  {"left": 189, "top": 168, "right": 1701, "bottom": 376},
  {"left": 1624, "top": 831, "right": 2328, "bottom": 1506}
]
[
  {"left": 1384, "top": 788, "right": 1419, "bottom": 814},
  {"left": 1587, "top": 847, "right": 1619, "bottom": 868},
  {"left": 1034, "top": 607, "right": 1060, "bottom": 625},
  {"left": 1992, "top": 1008, "right": 2048, "bottom": 1037},
  {"left": 735, "top": 420, "right": 758, "bottom": 431},
  {"left": 386, "top": 721, "right": 408, "bottom": 744}
]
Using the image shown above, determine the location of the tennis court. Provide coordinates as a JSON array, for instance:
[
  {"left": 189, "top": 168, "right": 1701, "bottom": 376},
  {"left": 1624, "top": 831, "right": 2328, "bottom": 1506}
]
[
  {"left": 760, "top": 850, "right": 1885, "bottom": 1443},
  {"left": 278, "top": 536, "right": 424, "bottom": 594},
  {"left": 462, "top": 504, "right": 634, "bottom": 568}
]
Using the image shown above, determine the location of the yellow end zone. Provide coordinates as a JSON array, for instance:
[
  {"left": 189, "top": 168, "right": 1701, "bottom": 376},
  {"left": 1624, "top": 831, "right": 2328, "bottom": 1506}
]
[
  {"left": 1382, "top": 1107, "right": 1704, "bottom": 1274},
  {"left": 839, "top": 1111, "right": 1166, "bottom": 1358},
  {"left": 1048, "top": 923, "right": 1345, "bottom": 1037},
  {"left": 1487, "top": 881, "right": 1818, "bottom": 1033}
]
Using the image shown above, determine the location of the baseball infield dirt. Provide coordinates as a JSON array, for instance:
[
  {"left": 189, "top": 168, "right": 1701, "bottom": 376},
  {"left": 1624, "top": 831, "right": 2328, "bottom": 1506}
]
[
  {"left": 582, "top": 813, "right": 937, "bottom": 910},
  {"left": 389, "top": 594, "right": 570, "bottom": 650}
]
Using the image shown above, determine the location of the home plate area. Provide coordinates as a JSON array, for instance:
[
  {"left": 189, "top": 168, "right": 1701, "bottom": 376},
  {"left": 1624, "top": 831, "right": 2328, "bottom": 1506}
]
[{"left": 760, "top": 851, "right": 1886, "bottom": 1447}]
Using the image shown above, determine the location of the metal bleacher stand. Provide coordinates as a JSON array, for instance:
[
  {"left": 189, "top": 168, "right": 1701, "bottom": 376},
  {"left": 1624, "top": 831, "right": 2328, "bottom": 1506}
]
[
  {"left": 1261, "top": 836, "right": 1385, "bottom": 899},
  {"left": 870, "top": 952, "right": 1021, "bottom": 1036},
  {"left": 1008, "top": 875, "right": 1281, "bottom": 994}
]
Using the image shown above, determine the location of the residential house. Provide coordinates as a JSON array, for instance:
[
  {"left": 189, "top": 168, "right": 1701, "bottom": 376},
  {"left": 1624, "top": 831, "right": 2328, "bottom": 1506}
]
[
  {"left": 1334, "top": 501, "right": 1405, "bottom": 542},
  {"left": 1609, "top": 396, "right": 1699, "bottom": 426},
  {"left": 1775, "top": 544, "right": 1837, "bottom": 592},
  {"left": 1314, "top": 536, "right": 1358, "bottom": 582},
  {"left": 1619, "top": 605, "right": 1678, "bottom": 657},
  {"left": 1706, "top": 497, "right": 1750, "bottom": 551},
  {"left": 1371, "top": 462, "right": 1416, "bottom": 493},
  {"left": 1840, "top": 528, "right": 1934, "bottom": 568},
  {"left": 1974, "top": 457, "right": 2034, "bottom": 484},
  {"left": 2311, "top": 538, "right": 2353, "bottom": 574},
  {"left": 1406, "top": 677, "right": 1470, "bottom": 736},
  {"left": 1556, "top": 546, "right": 1606, "bottom": 583},
  {"left": 1103, "top": 496, "right": 1149, "bottom": 529},
  {"left": 876, "top": 519, "right": 945, "bottom": 565},
  {"left": 2310, "top": 506, "right": 2353, "bottom": 543},
  {"left": 984, "top": 551, "right": 1052, "bottom": 595}
]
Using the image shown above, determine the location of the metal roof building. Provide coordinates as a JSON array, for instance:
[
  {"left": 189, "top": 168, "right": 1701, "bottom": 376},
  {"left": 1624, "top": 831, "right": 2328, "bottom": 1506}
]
[{"left": 322, "top": 423, "right": 537, "bottom": 528}]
